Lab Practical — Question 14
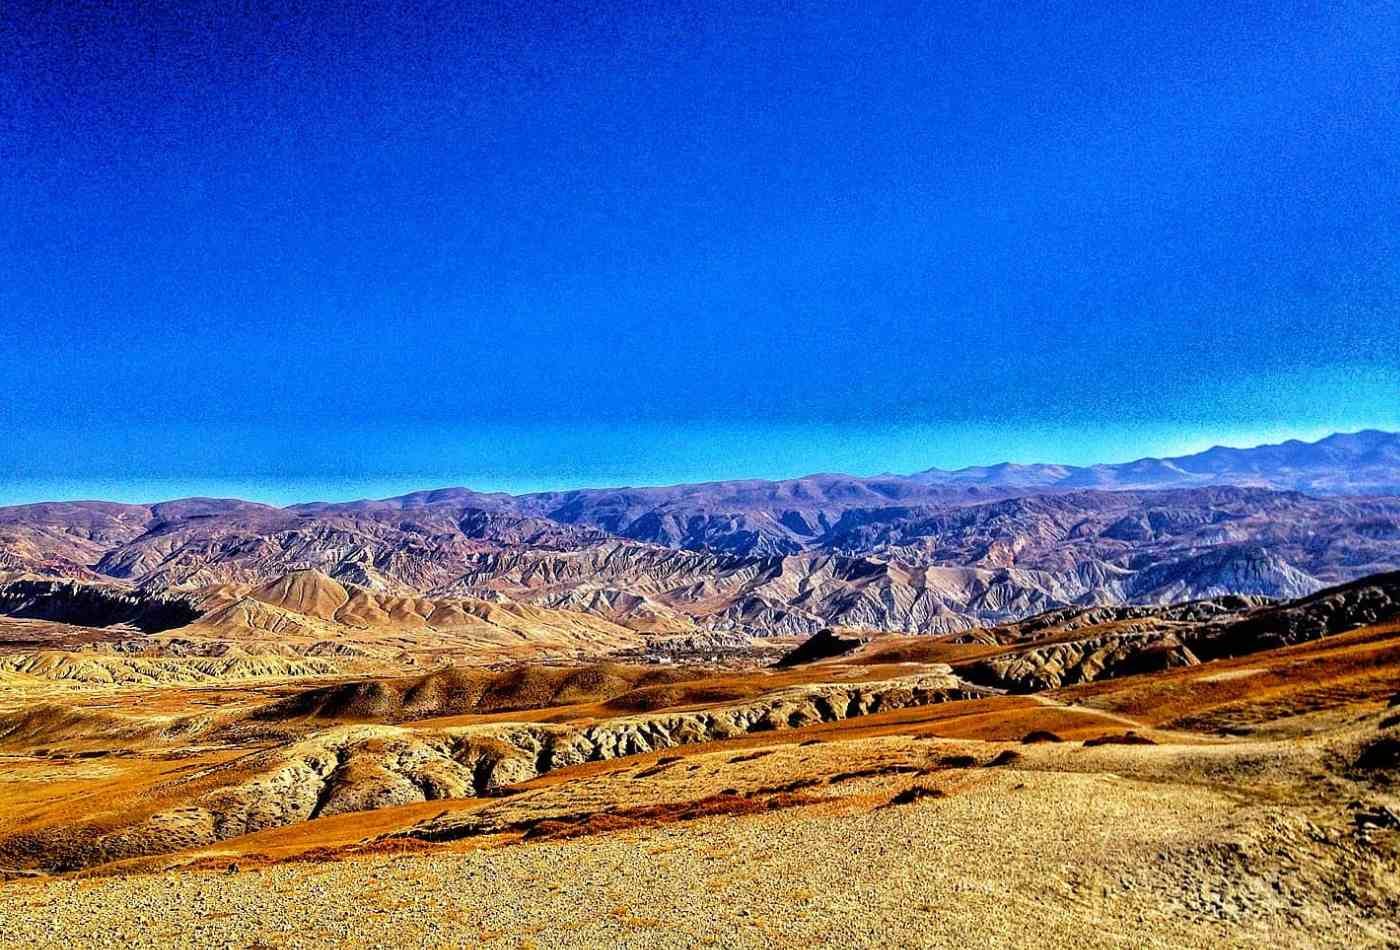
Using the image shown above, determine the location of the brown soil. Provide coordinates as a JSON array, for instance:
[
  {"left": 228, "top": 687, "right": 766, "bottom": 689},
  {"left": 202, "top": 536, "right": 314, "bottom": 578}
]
[{"left": 3, "top": 614, "right": 1399, "bottom": 947}]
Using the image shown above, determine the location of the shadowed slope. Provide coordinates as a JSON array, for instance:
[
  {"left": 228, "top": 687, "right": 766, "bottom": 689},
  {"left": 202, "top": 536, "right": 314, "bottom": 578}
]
[{"left": 253, "top": 663, "right": 703, "bottom": 723}]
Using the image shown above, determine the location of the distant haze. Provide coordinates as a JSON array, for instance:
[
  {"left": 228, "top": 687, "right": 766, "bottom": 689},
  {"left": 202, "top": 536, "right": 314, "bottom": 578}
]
[{"left": 2, "top": 427, "right": 1397, "bottom": 508}]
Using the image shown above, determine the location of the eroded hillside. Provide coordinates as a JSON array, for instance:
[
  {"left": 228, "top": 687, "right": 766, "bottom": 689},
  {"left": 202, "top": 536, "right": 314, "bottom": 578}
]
[
  {"left": 4, "top": 481, "right": 1400, "bottom": 635},
  {"left": 0, "top": 568, "right": 1397, "bottom": 947}
]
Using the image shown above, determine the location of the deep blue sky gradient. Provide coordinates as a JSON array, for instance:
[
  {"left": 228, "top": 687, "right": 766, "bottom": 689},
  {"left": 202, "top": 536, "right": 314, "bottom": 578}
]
[{"left": 3, "top": 1, "right": 1398, "bottom": 504}]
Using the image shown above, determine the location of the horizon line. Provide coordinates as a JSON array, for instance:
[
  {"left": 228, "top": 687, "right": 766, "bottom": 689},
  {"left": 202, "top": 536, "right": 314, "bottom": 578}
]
[{"left": 2, "top": 425, "right": 1393, "bottom": 511}]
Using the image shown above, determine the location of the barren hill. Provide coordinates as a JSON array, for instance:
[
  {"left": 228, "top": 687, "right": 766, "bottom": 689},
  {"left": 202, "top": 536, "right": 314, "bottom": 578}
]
[
  {"left": 0, "top": 570, "right": 646, "bottom": 674},
  {"left": 1, "top": 432, "right": 1398, "bottom": 637}
]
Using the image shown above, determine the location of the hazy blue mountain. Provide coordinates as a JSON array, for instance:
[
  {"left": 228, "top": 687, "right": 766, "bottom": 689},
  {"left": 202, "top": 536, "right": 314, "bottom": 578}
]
[{"left": 910, "top": 430, "right": 1400, "bottom": 495}]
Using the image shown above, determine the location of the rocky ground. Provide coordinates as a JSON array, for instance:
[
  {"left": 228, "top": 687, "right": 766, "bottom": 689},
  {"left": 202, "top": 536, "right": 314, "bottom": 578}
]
[
  {"left": 3, "top": 579, "right": 1399, "bottom": 947},
  {"left": 3, "top": 743, "right": 1395, "bottom": 948}
]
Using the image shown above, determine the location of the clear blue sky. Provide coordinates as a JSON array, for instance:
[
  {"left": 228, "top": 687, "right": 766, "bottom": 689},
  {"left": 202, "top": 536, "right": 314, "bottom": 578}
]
[{"left": 3, "top": 1, "right": 1398, "bottom": 505}]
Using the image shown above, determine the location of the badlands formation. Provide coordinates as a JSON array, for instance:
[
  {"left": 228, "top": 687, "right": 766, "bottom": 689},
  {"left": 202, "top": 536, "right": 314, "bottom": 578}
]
[
  {"left": 1, "top": 433, "right": 1399, "bottom": 946},
  {"left": 0, "top": 566, "right": 1397, "bottom": 946}
]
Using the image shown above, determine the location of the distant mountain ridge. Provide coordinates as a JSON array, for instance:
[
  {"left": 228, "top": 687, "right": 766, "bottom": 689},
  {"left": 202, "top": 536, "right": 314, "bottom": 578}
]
[
  {"left": 1, "top": 430, "right": 1398, "bottom": 636},
  {"left": 289, "top": 429, "right": 1400, "bottom": 557},
  {"left": 910, "top": 429, "right": 1400, "bottom": 494}
]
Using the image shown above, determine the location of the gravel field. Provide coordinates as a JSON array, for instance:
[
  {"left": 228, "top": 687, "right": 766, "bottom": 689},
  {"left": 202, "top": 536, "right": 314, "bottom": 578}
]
[{"left": 6, "top": 766, "right": 1387, "bottom": 949}]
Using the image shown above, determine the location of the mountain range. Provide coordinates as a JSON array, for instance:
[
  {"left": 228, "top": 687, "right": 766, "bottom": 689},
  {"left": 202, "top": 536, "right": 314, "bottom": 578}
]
[
  {"left": 910, "top": 428, "right": 1400, "bottom": 494},
  {"left": 2, "top": 429, "right": 1398, "bottom": 637}
]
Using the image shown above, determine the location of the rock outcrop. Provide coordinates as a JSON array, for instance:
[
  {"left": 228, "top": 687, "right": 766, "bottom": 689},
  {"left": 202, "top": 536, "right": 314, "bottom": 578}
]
[
  {"left": 963, "top": 631, "right": 1199, "bottom": 691},
  {"left": 954, "top": 572, "right": 1400, "bottom": 692},
  {"left": 1195, "top": 570, "right": 1400, "bottom": 660},
  {"left": 0, "top": 651, "right": 342, "bottom": 688},
  {"left": 0, "top": 578, "right": 200, "bottom": 632},
  {"left": 1, "top": 671, "right": 991, "bottom": 871}
]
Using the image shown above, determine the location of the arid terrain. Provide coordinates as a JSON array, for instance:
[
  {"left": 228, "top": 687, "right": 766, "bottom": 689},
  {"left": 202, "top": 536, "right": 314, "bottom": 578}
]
[
  {"left": 4, "top": 432, "right": 1400, "bottom": 639},
  {"left": 2, "top": 434, "right": 1399, "bottom": 945},
  {"left": 1, "top": 559, "right": 1397, "bottom": 946}
]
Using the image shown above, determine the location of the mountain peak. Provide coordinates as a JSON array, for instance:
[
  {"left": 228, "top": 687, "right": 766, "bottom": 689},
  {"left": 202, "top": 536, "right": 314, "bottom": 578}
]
[{"left": 249, "top": 570, "right": 350, "bottom": 622}]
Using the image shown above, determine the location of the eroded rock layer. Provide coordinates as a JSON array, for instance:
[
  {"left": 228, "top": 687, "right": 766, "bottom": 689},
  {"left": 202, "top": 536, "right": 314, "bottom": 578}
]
[{"left": 0, "top": 671, "right": 989, "bottom": 871}]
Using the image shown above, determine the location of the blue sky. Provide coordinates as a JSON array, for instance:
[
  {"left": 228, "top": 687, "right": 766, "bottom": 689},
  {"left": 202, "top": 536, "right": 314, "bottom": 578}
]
[{"left": 2, "top": 1, "right": 1398, "bottom": 505}]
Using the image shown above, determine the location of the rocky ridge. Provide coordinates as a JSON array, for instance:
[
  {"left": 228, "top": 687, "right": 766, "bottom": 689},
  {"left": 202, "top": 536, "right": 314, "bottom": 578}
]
[
  {"left": 0, "top": 431, "right": 1397, "bottom": 636},
  {"left": 0, "top": 670, "right": 990, "bottom": 871},
  {"left": 942, "top": 572, "right": 1400, "bottom": 692}
]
